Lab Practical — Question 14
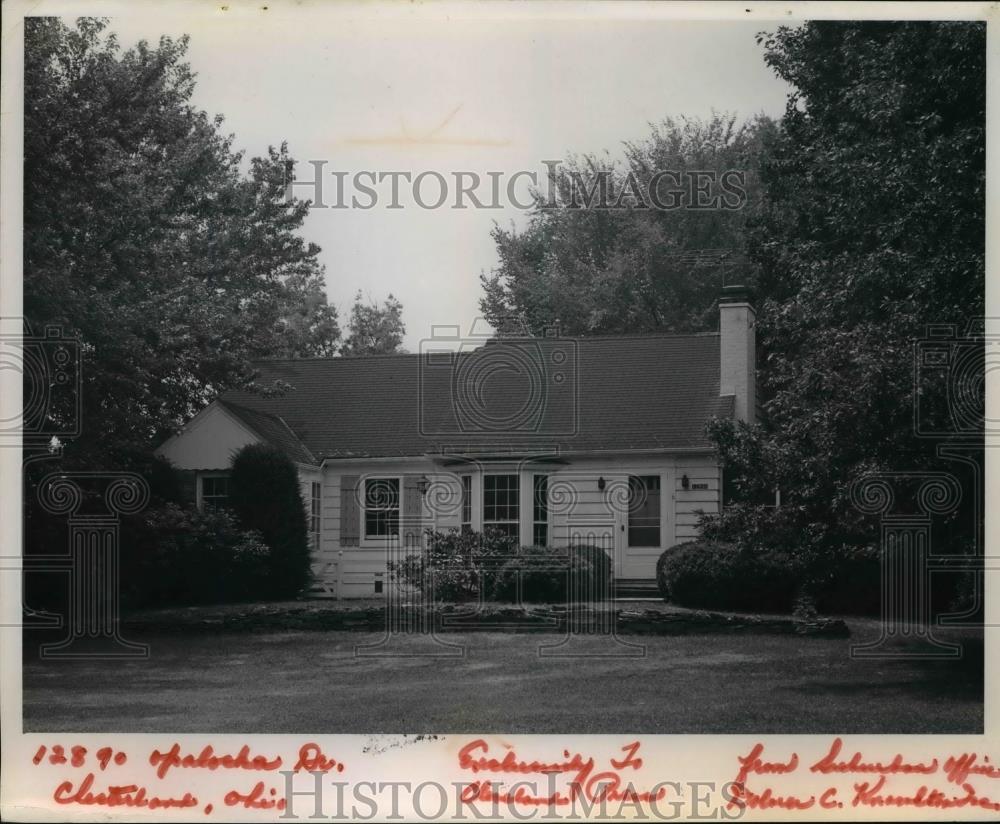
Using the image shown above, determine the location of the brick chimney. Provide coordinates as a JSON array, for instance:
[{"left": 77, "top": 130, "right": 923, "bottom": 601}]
[{"left": 718, "top": 285, "right": 756, "bottom": 422}]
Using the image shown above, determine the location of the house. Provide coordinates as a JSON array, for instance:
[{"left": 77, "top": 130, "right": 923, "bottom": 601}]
[{"left": 155, "top": 286, "right": 756, "bottom": 597}]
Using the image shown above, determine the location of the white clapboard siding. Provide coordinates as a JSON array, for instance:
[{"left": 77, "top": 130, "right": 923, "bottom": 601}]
[
  {"left": 547, "top": 471, "right": 626, "bottom": 548},
  {"left": 307, "top": 474, "right": 344, "bottom": 596},
  {"left": 309, "top": 457, "right": 721, "bottom": 596},
  {"left": 674, "top": 455, "right": 721, "bottom": 541},
  {"left": 312, "top": 471, "right": 451, "bottom": 597}
]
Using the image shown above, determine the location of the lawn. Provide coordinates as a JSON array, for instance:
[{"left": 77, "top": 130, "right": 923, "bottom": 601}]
[{"left": 22, "top": 619, "right": 982, "bottom": 734}]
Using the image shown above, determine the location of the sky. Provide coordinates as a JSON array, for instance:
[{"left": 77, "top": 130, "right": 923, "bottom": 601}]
[{"left": 105, "top": 8, "right": 793, "bottom": 350}]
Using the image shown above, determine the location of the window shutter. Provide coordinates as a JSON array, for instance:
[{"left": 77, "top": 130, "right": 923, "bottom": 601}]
[
  {"left": 402, "top": 475, "right": 423, "bottom": 549},
  {"left": 340, "top": 475, "right": 360, "bottom": 547}
]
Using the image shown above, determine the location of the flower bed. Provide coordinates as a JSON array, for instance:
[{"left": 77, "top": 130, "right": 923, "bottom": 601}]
[{"left": 123, "top": 600, "right": 849, "bottom": 637}]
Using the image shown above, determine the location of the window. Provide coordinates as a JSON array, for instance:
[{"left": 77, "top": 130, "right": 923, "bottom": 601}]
[
  {"left": 483, "top": 474, "right": 519, "bottom": 538},
  {"left": 200, "top": 475, "right": 229, "bottom": 510},
  {"left": 627, "top": 475, "right": 661, "bottom": 547},
  {"left": 364, "top": 478, "right": 399, "bottom": 538},
  {"left": 310, "top": 482, "right": 322, "bottom": 549},
  {"left": 532, "top": 474, "right": 548, "bottom": 546},
  {"left": 460, "top": 475, "right": 472, "bottom": 533}
]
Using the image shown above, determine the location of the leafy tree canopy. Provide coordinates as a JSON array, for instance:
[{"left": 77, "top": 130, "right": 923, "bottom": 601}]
[
  {"left": 712, "top": 21, "right": 984, "bottom": 557},
  {"left": 480, "top": 113, "right": 777, "bottom": 336},
  {"left": 340, "top": 291, "right": 407, "bottom": 355},
  {"left": 24, "top": 17, "right": 340, "bottom": 464}
]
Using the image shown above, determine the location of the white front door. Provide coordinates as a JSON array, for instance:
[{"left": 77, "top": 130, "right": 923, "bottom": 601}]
[{"left": 620, "top": 474, "right": 664, "bottom": 580}]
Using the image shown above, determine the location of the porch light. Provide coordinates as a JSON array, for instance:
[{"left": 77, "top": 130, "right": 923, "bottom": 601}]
[
  {"left": 681, "top": 474, "right": 690, "bottom": 490},
  {"left": 418, "top": 475, "right": 430, "bottom": 496},
  {"left": 597, "top": 476, "right": 606, "bottom": 491}
]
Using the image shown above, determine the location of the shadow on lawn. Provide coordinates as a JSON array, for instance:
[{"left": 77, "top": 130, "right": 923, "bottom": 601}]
[{"left": 786, "top": 635, "right": 984, "bottom": 704}]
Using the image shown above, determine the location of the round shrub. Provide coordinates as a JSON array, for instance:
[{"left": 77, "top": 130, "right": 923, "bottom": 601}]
[
  {"left": 229, "top": 443, "right": 312, "bottom": 599},
  {"left": 656, "top": 540, "right": 801, "bottom": 613},
  {"left": 568, "top": 544, "right": 613, "bottom": 598},
  {"left": 492, "top": 544, "right": 610, "bottom": 603},
  {"left": 492, "top": 547, "right": 569, "bottom": 603}
]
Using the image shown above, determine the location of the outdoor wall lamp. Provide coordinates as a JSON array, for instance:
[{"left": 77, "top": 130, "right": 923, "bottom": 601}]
[
  {"left": 681, "top": 474, "right": 690, "bottom": 490},
  {"left": 597, "top": 476, "right": 606, "bottom": 491},
  {"left": 418, "top": 475, "right": 430, "bottom": 496}
]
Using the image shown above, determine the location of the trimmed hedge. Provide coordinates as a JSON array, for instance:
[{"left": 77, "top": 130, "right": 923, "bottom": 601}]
[
  {"left": 568, "top": 543, "right": 613, "bottom": 597},
  {"left": 657, "top": 539, "right": 976, "bottom": 617},
  {"left": 492, "top": 544, "right": 612, "bottom": 603},
  {"left": 656, "top": 540, "right": 801, "bottom": 613}
]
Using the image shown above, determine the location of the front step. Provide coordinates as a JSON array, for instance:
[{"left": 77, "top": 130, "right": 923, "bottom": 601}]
[{"left": 614, "top": 578, "right": 660, "bottom": 599}]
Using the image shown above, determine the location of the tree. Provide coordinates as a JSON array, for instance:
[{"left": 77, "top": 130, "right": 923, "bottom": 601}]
[
  {"left": 479, "top": 113, "right": 777, "bottom": 336},
  {"left": 340, "top": 292, "right": 406, "bottom": 355},
  {"left": 228, "top": 444, "right": 312, "bottom": 599},
  {"left": 23, "top": 18, "right": 341, "bottom": 466},
  {"left": 708, "top": 22, "right": 984, "bottom": 566}
]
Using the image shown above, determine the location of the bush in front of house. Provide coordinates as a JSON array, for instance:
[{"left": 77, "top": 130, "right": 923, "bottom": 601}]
[
  {"left": 388, "top": 529, "right": 612, "bottom": 604},
  {"left": 491, "top": 543, "right": 613, "bottom": 603},
  {"left": 656, "top": 540, "right": 802, "bottom": 613},
  {"left": 695, "top": 500, "right": 977, "bottom": 617},
  {"left": 228, "top": 443, "right": 312, "bottom": 599},
  {"left": 568, "top": 543, "right": 613, "bottom": 591},
  {"left": 389, "top": 527, "right": 519, "bottom": 601},
  {"left": 121, "top": 503, "right": 270, "bottom": 607}
]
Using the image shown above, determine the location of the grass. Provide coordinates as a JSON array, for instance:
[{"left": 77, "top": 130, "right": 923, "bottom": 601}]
[{"left": 22, "top": 618, "right": 982, "bottom": 734}]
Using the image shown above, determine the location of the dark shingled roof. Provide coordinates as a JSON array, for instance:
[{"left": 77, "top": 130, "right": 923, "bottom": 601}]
[
  {"left": 218, "top": 400, "right": 318, "bottom": 466},
  {"left": 219, "top": 334, "right": 731, "bottom": 462}
]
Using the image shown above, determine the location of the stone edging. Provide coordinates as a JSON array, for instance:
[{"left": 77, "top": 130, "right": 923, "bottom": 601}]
[{"left": 124, "top": 604, "right": 850, "bottom": 637}]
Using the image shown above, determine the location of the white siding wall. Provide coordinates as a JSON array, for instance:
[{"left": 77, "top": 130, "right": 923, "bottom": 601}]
[
  {"left": 295, "top": 466, "right": 323, "bottom": 591},
  {"left": 313, "top": 458, "right": 452, "bottom": 599},
  {"left": 155, "top": 403, "right": 260, "bottom": 470},
  {"left": 309, "top": 452, "right": 721, "bottom": 598},
  {"left": 311, "top": 473, "right": 345, "bottom": 596},
  {"left": 674, "top": 454, "right": 723, "bottom": 542}
]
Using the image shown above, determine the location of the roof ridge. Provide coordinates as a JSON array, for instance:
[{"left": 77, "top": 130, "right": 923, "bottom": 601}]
[
  {"left": 573, "top": 331, "right": 719, "bottom": 340},
  {"left": 272, "top": 412, "right": 318, "bottom": 465},
  {"left": 219, "top": 398, "right": 281, "bottom": 418},
  {"left": 218, "top": 399, "right": 318, "bottom": 466},
  {"left": 251, "top": 332, "right": 719, "bottom": 365}
]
